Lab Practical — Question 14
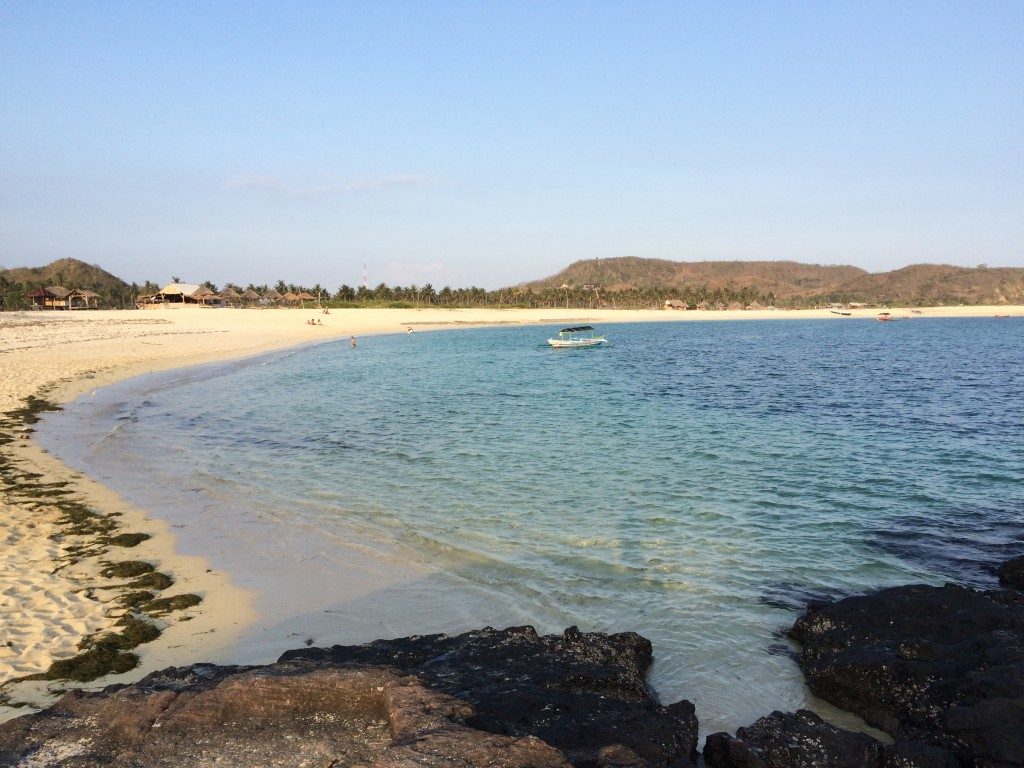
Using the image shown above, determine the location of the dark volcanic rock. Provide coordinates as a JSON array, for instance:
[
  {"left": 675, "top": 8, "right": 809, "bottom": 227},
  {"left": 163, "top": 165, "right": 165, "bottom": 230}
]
[
  {"left": 882, "top": 740, "right": 961, "bottom": 768},
  {"left": 998, "top": 555, "right": 1024, "bottom": 590},
  {"left": 790, "top": 581, "right": 1024, "bottom": 767},
  {"left": 0, "top": 626, "right": 696, "bottom": 768},
  {"left": 281, "top": 625, "right": 699, "bottom": 767},
  {"left": 0, "top": 661, "right": 570, "bottom": 768},
  {"left": 703, "top": 709, "right": 884, "bottom": 768}
]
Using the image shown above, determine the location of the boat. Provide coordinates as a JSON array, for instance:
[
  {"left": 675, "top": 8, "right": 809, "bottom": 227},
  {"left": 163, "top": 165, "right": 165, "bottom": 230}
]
[
  {"left": 830, "top": 310, "right": 852, "bottom": 316},
  {"left": 547, "top": 325, "right": 607, "bottom": 348},
  {"left": 876, "top": 312, "right": 894, "bottom": 321}
]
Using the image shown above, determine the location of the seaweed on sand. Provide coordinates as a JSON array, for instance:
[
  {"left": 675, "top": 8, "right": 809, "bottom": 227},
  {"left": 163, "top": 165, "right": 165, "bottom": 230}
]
[
  {"left": 18, "top": 614, "right": 161, "bottom": 683},
  {"left": 0, "top": 390, "right": 204, "bottom": 692}
]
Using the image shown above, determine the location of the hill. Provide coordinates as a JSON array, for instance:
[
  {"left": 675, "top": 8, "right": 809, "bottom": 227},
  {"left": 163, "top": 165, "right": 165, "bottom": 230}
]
[
  {"left": 0, "top": 258, "right": 129, "bottom": 292},
  {"left": 525, "top": 257, "right": 867, "bottom": 298},
  {"left": 524, "top": 257, "right": 1024, "bottom": 305},
  {"left": 0, "top": 258, "right": 135, "bottom": 309},
  {"left": 833, "top": 264, "right": 1024, "bottom": 306}
]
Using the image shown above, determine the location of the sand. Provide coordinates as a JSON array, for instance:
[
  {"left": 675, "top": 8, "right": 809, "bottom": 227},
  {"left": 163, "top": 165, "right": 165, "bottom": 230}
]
[{"left": 1, "top": 303, "right": 1021, "bottom": 719}]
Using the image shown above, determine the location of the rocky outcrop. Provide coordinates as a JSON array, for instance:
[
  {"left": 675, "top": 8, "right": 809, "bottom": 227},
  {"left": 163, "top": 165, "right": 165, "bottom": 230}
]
[
  {"left": 703, "top": 709, "right": 883, "bottom": 768},
  {"left": 998, "top": 555, "right": 1024, "bottom": 590},
  {"left": 0, "top": 662, "right": 570, "bottom": 768},
  {"left": 0, "top": 626, "right": 698, "bottom": 768},
  {"left": 789, "top": 581, "right": 1024, "bottom": 767},
  {"left": 281, "top": 624, "right": 699, "bottom": 767}
]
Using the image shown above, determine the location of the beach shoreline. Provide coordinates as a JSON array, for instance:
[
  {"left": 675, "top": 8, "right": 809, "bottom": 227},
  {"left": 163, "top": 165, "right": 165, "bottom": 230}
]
[{"left": 1, "top": 304, "right": 1021, "bottom": 720}]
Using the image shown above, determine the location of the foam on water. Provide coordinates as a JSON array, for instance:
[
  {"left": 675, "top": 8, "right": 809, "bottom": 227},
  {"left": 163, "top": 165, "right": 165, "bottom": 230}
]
[{"left": 39, "top": 318, "right": 1024, "bottom": 736}]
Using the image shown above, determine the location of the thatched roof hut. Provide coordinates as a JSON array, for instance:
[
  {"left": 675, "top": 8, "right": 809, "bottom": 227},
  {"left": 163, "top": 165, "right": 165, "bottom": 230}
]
[
  {"left": 27, "top": 286, "right": 72, "bottom": 309},
  {"left": 664, "top": 299, "right": 686, "bottom": 310},
  {"left": 282, "top": 291, "right": 299, "bottom": 302},
  {"left": 296, "top": 291, "right": 316, "bottom": 302},
  {"left": 142, "top": 283, "right": 222, "bottom": 307},
  {"left": 67, "top": 289, "right": 100, "bottom": 309}
]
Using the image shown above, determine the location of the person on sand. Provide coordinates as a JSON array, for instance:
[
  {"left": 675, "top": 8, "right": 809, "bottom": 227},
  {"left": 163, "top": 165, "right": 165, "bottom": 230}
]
[{"left": 350, "top": 336, "right": 357, "bottom": 348}]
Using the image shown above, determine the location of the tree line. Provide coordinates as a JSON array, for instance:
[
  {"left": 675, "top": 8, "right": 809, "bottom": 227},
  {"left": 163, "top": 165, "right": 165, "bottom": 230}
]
[{"left": 3, "top": 270, "right": 902, "bottom": 311}]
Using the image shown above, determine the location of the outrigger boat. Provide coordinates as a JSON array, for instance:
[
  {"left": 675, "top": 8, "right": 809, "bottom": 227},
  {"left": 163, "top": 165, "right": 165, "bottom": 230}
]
[{"left": 547, "top": 325, "right": 607, "bottom": 348}]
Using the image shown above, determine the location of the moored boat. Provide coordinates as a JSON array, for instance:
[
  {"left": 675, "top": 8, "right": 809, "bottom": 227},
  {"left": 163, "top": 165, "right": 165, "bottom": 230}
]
[{"left": 547, "top": 325, "right": 607, "bottom": 348}]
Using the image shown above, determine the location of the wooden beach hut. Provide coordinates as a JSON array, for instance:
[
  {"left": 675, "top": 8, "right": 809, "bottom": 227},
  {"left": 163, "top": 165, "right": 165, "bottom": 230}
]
[
  {"left": 67, "top": 289, "right": 100, "bottom": 309},
  {"left": 664, "top": 299, "right": 687, "bottom": 310},
  {"left": 27, "top": 286, "right": 72, "bottom": 310},
  {"left": 139, "top": 283, "right": 223, "bottom": 308}
]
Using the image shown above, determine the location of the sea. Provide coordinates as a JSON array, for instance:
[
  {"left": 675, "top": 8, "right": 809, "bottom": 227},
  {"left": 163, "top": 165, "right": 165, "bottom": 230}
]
[{"left": 38, "top": 318, "right": 1024, "bottom": 737}]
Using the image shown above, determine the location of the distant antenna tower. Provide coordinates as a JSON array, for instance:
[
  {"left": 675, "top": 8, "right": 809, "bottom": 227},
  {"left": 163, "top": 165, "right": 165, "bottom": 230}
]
[{"left": 362, "top": 263, "right": 368, "bottom": 289}]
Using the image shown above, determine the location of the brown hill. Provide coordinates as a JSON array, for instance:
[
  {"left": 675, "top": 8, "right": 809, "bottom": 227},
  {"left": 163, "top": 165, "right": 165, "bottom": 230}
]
[
  {"left": 524, "top": 257, "right": 1024, "bottom": 305},
  {"left": 1, "top": 258, "right": 130, "bottom": 294},
  {"left": 833, "top": 264, "right": 1024, "bottom": 305},
  {"left": 525, "top": 257, "right": 867, "bottom": 298}
]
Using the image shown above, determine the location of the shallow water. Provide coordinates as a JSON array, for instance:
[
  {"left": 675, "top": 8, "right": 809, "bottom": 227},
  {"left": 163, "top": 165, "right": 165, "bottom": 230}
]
[{"left": 40, "top": 318, "right": 1024, "bottom": 735}]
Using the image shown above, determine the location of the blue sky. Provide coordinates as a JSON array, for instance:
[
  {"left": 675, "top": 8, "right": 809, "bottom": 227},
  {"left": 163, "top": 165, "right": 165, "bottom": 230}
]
[{"left": 2, "top": 1, "right": 1022, "bottom": 289}]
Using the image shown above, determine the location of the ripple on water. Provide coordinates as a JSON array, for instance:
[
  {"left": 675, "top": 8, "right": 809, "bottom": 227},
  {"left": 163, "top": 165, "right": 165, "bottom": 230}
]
[{"left": 42, "top": 319, "right": 1024, "bottom": 736}]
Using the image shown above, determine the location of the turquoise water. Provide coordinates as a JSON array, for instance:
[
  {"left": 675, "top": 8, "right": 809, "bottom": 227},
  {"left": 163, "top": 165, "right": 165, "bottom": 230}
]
[{"left": 41, "top": 318, "right": 1024, "bottom": 734}]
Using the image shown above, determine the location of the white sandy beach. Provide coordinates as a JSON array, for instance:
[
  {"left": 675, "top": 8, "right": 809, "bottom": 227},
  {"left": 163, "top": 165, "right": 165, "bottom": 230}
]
[{"left": 1, "top": 303, "right": 1021, "bottom": 720}]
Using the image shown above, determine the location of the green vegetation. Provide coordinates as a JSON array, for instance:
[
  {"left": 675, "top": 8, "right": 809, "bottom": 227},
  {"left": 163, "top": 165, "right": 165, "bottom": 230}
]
[
  {"left": 0, "top": 258, "right": 138, "bottom": 309},
  {"left": 4, "top": 257, "right": 1023, "bottom": 311}
]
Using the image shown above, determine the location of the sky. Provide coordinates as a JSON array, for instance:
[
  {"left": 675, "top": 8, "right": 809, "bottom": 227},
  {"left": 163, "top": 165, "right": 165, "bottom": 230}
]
[{"left": 2, "top": 1, "right": 1022, "bottom": 290}]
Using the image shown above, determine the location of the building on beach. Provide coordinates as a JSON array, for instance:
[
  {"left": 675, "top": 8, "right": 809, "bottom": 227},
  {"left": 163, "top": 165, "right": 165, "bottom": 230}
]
[
  {"left": 27, "top": 286, "right": 101, "bottom": 310},
  {"left": 136, "top": 283, "right": 222, "bottom": 308}
]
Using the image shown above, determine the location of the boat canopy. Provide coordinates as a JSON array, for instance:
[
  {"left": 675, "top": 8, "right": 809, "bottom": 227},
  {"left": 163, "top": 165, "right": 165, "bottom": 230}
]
[{"left": 558, "top": 326, "right": 594, "bottom": 333}]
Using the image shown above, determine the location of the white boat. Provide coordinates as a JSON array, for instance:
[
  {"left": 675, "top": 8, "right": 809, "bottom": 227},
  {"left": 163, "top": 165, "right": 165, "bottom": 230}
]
[{"left": 547, "top": 325, "right": 607, "bottom": 348}]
